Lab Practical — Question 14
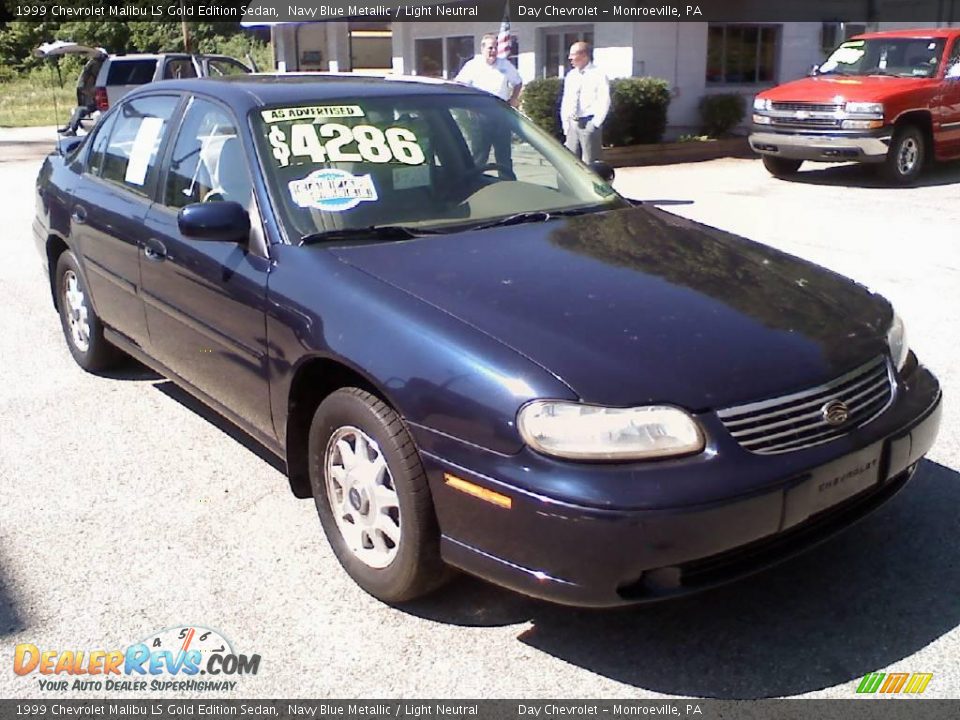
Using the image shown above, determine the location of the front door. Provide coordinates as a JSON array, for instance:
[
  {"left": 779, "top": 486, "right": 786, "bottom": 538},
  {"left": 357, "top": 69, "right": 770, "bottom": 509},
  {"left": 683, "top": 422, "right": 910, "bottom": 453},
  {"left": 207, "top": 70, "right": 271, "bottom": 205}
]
[
  {"left": 938, "top": 38, "right": 960, "bottom": 157},
  {"left": 139, "top": 96, "right": 273, "bottom": 439}
]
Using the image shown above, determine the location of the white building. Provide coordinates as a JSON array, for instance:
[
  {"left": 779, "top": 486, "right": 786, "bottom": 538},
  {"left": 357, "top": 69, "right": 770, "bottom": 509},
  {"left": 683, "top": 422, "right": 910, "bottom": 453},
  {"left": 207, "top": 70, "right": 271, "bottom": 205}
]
[{"left": 268, "top": 19, "right": 953, "bottom": 137}]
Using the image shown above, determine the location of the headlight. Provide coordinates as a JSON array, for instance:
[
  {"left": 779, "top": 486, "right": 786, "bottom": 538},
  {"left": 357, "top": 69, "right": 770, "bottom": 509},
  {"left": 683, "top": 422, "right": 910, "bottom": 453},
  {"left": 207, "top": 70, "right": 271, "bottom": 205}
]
[
  {"left": 887, "top": 313, "right": 909, "bottom": 372},
  {"left": 845, "top": 101, "right": 884, "bottom": 115},
  {"left": 752, "top": 114, "right": 773, "bottom": 125},
  {"left": 517, "top": 401, "right": 705, "bottom": 461},
  {"left": 753, "top": 97, "right": 771, "bottom": 111}
]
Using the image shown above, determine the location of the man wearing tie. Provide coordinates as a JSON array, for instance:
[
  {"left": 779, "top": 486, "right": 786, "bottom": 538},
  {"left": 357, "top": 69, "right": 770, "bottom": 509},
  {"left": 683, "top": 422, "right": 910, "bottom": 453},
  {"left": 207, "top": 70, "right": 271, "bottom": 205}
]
[{"left": 560, "top": 41, "right": 611, "bottom": 164}]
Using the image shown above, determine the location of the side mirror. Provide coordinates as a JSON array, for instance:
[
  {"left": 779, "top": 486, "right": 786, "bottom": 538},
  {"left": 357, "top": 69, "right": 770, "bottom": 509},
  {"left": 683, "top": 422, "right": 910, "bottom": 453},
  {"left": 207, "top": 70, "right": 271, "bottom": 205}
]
[
  {"left": 178, "top": 201, "right": 250, "bottom": 244},
  {"left": 590, "top": 160, "right": 615, "bottom": 183},
  {"left": 809, "top": 64, "right": 820, "bottom": 76}
]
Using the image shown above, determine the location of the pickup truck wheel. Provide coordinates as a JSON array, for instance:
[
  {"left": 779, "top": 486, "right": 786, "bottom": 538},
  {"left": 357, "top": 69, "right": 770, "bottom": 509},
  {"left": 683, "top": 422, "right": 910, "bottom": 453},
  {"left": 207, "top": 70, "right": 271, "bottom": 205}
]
[
  {"left": 881, "top": 125, "right": 925, "bottom": 185},
  {"left": 55, "top": 251, "right": 122, "bottom": 372},
  {"left": 762, "top": 156, "right": 803, "bottom": 178},
  {"left": 308, "top": 388, "right": 450, "bottom": 603}
]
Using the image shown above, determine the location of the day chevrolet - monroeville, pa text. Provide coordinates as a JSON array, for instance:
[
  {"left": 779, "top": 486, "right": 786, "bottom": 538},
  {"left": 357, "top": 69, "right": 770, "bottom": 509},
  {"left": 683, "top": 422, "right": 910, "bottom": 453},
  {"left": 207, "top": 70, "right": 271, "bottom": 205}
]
[{"left": 33, "top": 75, "right": 941, "bottom": 606}]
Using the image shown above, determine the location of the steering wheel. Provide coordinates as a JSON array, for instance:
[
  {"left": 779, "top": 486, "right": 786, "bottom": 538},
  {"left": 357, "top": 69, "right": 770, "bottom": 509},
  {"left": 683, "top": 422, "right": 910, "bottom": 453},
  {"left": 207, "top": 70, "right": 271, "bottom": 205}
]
[{"left": 467, "top": 162, "right": 514, "bottom": 179}]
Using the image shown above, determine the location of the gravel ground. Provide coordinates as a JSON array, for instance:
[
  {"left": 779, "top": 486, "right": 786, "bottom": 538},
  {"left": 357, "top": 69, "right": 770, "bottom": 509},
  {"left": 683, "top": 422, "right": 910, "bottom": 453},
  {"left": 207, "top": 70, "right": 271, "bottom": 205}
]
[{"left": 1, "top": 147, "right": 958, "bottom": 700}]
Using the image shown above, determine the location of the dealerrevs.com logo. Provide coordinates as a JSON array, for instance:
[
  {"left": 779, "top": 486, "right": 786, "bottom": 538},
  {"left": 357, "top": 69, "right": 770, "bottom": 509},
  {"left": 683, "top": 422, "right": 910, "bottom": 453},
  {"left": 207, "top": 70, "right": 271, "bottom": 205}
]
[{"left": 14, "top": 626, "right": 261, "bottom": 692}]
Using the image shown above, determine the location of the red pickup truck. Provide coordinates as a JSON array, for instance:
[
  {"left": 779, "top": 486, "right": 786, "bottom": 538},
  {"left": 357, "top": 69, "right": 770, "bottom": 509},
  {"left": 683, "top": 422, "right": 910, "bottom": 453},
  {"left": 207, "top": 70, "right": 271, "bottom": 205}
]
[{"left": 750, "top": 28, "right": 960, "bottom": 184}]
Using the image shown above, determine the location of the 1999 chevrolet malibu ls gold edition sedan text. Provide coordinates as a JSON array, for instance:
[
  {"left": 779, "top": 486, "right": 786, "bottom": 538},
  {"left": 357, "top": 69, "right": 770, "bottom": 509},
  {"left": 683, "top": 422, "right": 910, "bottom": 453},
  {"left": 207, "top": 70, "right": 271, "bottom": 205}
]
[{"left": 33, "top": 75, "right": 942, "bottom": 606}]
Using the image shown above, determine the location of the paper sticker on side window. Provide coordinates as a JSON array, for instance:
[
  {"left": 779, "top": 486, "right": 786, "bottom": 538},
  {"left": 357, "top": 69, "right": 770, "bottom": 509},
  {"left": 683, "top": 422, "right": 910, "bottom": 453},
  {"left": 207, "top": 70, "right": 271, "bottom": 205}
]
[
  {"left": 288, "top": 169, "right": 378, "bottom": 212},
  {"left": 124, "top": 116, "right": 165, "bottom": 186},
  {"left": 261, "top": 105, "right": 365, "bottom": 123}
]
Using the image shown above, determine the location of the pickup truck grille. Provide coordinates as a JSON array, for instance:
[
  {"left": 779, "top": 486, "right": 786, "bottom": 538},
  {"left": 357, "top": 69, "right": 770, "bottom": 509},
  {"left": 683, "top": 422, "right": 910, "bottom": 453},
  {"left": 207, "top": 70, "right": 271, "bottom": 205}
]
[
  {"left": 717, "top": 356, "right": 894, "bottom": 455},
  {"left": 771, "top": 102, "right": 843, "bottom": 113},
  {"left": 770, "top": 116, "right": 842, "bottom": 130}
]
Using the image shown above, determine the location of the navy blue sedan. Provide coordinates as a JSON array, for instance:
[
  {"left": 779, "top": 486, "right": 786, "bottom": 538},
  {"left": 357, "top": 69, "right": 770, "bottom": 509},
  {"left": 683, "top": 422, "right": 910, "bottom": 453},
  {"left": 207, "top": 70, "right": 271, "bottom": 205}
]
[{"left": 34, "top": 75, "right": 942, "bottom": 606}]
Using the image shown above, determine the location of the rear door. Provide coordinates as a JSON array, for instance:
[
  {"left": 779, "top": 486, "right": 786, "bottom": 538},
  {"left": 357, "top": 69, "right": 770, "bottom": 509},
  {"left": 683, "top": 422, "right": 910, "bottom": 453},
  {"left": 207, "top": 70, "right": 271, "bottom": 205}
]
[
  {"left": 139, "top": 95, "right": 273, "bottom": 438},
  {"left": 70, "top": 94, "right": 180, "bottom": 349}
]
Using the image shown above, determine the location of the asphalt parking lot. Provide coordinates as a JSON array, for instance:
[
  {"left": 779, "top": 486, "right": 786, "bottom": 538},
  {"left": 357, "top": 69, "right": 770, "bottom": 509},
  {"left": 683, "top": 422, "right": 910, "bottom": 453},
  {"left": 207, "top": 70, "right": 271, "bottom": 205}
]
[{"left": 1, "top": 144, "right": 958, "bottom": 700}]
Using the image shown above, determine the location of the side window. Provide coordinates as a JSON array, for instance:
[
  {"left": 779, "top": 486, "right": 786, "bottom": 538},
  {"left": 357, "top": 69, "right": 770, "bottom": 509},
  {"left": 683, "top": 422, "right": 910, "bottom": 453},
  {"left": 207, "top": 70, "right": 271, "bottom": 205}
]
[
  {"left": 106, "top": 59, "right": 158, "bottom": 85},
  {"left": 86, "top": 110, "right": 119, "bottom": 177},
  {"left": 206, "top": 59, "right": 250, "bottom": 77},
  {"left": 164, "top": 97, "right": 251, "bottom": 209},
  {"left": 947, "top": 40, "right": 960, "bottom": 78},
  {"left": 163, "top": 59, "right": 198, "bottom": 80},
  {"left": 100, "top": 95, "right": 179, "bottom": 195}
]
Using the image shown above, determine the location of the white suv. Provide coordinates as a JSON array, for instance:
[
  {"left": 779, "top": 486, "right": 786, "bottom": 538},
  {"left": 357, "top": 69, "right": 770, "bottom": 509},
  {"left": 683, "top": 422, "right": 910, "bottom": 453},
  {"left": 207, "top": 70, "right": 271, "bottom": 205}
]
[{"left": 93, "top": 53, "right": 252, "bottom": 110}]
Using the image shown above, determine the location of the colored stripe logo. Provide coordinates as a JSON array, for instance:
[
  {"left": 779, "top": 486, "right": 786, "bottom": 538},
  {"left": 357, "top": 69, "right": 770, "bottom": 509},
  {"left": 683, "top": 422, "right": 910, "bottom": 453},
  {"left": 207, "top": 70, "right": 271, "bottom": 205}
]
[{"left": 856, "top": 672, "right": 933, "bottom": 694}]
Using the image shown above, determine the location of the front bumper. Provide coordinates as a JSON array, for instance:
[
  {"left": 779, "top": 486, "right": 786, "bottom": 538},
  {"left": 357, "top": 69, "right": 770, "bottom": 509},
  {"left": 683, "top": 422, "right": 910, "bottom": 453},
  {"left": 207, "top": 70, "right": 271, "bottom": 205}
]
[
  {"left": 749, "top": 127, "right": 892, "bottom": 162},
  {"left": 414, "top": 362, "right": 941, "bottom": 607}
]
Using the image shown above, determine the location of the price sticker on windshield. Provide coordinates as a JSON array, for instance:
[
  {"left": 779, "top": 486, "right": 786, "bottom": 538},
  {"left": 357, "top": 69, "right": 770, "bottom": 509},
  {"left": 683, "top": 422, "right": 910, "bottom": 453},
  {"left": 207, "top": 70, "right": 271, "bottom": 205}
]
[
  {"left": 261, "top": 105, "right": 365, "bottom": 123},
  {"left": 268, "top": 122, "right": 426, "bottom": 167}
]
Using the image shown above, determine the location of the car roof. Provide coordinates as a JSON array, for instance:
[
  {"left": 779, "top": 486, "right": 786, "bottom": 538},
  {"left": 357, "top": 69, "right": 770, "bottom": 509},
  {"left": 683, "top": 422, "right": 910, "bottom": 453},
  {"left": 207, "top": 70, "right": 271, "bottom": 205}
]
[
  {"left": 125, "top": 73, "right": 487, "bottom": 112},
  {"left": 852, "top": 27, "right": 960, "bottom": 40}
]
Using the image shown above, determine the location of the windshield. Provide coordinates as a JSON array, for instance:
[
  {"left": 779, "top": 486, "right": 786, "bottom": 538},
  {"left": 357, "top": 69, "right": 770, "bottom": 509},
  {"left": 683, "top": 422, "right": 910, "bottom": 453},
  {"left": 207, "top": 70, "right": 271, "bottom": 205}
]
[
  {"left": 819, "top": 37, "right": 946, "bottom": 78},
  {"left": 252, "top": 93, "right": 625, "bottom": 240}
]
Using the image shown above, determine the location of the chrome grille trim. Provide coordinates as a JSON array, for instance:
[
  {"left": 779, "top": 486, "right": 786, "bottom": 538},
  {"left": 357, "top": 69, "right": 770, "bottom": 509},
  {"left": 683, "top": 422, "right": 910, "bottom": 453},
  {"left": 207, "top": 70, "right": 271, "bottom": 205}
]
[
  {"left": 717, "top": 356, "right": 895, "bottom": 455},
  {"left": 771, "top": 102, "right": 843, "bottom": 113},
  {"left": 770, "top": 117, "right": 842, "bottom": 129}
]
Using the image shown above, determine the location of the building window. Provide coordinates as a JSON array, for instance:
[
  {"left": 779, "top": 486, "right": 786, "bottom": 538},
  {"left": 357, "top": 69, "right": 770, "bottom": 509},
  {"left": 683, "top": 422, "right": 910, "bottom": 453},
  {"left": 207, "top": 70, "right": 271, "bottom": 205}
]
[
  {"left": 415, "top": 38, "right": 444, "bottom": 77},
  {"left": 707, "top": 24, "right": 778, "bottom": 84},
  {"left": 446, "top": 36, "right": 475, "bottom": 77},
  {"left": 350, "top": 21, "right": 392, "bottom": 72},
  {"left": 542, "top": 27, "right": 594, "bottom": 78}
]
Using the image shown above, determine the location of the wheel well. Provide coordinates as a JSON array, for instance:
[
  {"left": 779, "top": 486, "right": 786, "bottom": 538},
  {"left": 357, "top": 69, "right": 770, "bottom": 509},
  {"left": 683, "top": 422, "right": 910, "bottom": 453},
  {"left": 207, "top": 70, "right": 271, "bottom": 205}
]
[
  {"left": 285, "top": 358, "right": 383, "bottom": 498},
  {"left": 894, "top": 112, "right": 934, "bottom": 159},
  {"left": 46, "top": 235, "right": 69, "bottom": 309}
]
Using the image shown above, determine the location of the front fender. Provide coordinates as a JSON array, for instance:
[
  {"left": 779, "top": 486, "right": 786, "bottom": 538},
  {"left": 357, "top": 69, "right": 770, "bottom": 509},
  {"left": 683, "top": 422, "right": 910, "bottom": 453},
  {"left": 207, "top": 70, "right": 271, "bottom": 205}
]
[{"left": 266, "top": 246, "right": 577, "bottom": 455}]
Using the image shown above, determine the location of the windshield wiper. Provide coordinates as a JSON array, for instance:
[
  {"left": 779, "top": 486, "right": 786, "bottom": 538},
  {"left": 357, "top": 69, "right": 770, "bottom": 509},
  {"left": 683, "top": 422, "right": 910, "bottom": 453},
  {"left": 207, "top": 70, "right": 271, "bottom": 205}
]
[
  {"left": 468, "top": 207, "right": 597, "bottom": 232},
  {"left": 298, "top": 225, "right": 444, "bottom": 246}
]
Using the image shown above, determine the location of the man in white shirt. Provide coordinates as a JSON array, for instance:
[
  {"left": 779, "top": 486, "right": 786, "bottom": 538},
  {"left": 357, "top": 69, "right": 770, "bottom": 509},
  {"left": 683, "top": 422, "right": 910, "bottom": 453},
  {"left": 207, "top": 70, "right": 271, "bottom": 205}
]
[
  {"left": 560, "top": 42, "right": 611, "bottom": 164},
  {"left": 455, "top": 33, "right": 523, "bottom": 179},
  {"left": 455, "top": 33, "right": 523, "bottom": 106}
]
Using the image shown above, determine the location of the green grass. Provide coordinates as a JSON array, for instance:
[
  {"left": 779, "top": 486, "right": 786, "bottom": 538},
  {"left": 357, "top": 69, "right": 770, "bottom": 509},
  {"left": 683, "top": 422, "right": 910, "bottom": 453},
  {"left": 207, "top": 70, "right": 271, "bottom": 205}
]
[{"left": 0, "top": 75, "right": 76, "bottom": 128}]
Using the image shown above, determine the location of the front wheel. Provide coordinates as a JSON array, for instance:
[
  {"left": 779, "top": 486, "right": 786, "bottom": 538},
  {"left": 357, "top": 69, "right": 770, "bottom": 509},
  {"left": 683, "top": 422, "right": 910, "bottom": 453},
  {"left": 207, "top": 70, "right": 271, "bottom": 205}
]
[
  {"left": 762, "top": 156, "right": 803, "bottom": 178},
  {"left": 308, "top": 388, "right": 450, "bottom": 603},
  {"left": 881, "top": 125, "right": 925, "bottom": 185}
]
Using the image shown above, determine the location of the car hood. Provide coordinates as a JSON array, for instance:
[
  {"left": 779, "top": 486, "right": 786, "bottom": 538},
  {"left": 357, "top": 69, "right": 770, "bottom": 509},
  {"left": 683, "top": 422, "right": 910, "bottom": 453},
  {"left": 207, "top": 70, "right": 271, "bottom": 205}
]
[
  {"left": 760, "top": 75, "right": 938, "bottom": 103},
  {"left": 329, "top": 206, "right": 892, "bottom": 410}
]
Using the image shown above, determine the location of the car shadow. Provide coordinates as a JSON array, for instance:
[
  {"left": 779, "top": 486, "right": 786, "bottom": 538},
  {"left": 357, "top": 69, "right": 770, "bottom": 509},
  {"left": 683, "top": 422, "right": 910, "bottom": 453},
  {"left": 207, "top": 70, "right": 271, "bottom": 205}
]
[
  {"left": 151, "top": 380, "right": 289, "bottom": 482},
  {"left": 784, "top": 159, "right": 960, "bottom": 188},
  {"left": 0, "top": 557, "right": 27, "bottom": 637},
  {"left": 404, "top": 459, "right": 960, "bottom": 698}
]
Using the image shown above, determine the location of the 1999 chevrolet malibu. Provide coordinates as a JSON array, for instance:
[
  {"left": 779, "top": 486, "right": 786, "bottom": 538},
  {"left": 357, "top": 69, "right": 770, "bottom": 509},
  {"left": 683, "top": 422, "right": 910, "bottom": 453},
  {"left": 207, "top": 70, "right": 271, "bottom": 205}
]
[{"left": 34, "top": 75, "right": 942, "bottom": 606}]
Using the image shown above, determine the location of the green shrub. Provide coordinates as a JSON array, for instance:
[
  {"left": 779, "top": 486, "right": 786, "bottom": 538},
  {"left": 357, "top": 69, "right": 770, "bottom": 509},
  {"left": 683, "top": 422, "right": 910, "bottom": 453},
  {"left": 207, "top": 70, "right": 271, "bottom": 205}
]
[
  {"left": 521, "top": 77, "right": 563, "bottom": 140},
  {"left": 698, "top": 93, "right": 746, "bottom": 137},
  {"left": 604, "top": 77, "right": 671, "bottom": 147}
]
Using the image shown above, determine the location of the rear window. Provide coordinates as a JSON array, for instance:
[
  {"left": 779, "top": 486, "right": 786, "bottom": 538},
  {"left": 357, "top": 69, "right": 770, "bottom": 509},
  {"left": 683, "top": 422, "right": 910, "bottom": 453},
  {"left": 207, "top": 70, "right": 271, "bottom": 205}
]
[{"left": 106, "top": 59, "right": 158, "bottom": 86}]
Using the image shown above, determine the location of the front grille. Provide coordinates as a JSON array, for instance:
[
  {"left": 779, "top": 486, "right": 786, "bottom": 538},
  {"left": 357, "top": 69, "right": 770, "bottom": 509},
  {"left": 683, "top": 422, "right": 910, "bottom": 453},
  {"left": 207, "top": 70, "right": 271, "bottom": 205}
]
[
  {"left": 770, "top": 117, "right": 842, "bottom": 129},
  {"left": 717, "top": 356, "right": 894, "bottom": 455},
  {"left": 771, "top": 102, "right": 843, "bottom": 113}
]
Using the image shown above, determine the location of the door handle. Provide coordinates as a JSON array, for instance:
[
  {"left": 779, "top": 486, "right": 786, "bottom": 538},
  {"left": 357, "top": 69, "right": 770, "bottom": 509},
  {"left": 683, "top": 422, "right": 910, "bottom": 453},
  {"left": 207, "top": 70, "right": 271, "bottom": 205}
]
[
  {"left": 143, "top": 238, "right": 167, "bottom": 261},
  {"left": 71, "top": 205, "right": 87, "bottom": 224}
]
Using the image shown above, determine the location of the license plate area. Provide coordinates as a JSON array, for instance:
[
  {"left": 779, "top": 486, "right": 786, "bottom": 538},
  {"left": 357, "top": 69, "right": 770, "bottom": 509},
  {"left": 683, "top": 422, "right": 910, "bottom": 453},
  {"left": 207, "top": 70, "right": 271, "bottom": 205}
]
[{"left": 782, "top": 442, "right": 884, "bottom": 527}]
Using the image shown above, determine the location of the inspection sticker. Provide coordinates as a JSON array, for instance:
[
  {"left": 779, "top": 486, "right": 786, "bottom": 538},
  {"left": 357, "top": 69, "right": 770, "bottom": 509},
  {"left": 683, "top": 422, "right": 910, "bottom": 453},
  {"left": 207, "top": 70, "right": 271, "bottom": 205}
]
[
  {"left": 288, "top": 168, "right": 378, "bottom": 211},
  {"left": 261, "top": 105, "right": 365, "bottom": 123}
]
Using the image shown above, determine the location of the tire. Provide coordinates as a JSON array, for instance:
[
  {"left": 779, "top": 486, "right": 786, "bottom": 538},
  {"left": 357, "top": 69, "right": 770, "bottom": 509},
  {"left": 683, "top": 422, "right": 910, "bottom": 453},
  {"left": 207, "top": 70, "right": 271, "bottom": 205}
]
[
  {"left": 55, "top": 250, "right": 122, "bottom": 372},
  {"left": 308, "top": 387, "right": 450, "bottom": 603},
  {"left": 881, "top": 125, "right": 925, "bottom": 185},
  {"left": 762, "top": 155, "right": 803, "bottom": 178}
]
